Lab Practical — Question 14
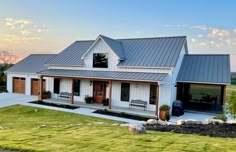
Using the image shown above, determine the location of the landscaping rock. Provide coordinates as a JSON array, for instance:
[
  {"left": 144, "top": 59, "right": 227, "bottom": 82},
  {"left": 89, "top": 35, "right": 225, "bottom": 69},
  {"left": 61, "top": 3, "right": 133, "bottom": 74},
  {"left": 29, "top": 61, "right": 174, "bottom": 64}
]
[
  {"left": 212, "top": 119, "right": 224, "bottom": 124},
  {"left": 176, "top": 120, "right": 185, "bottom": 125},
  {"left": 157, "top": 120, "right": 168, "bottom": 125},
  {"left": 128, "top": 124, "right": 146, "bottom": 134},
  {"left": 146, "top": 119, "right": 158, "bottom": 125},
  {"left": 185, "top": 119, "right": 202, "bottom": 125},
  {"left": 137, "top": 121, "right": 147, "bottom": 125},
  {"left": 202, "top": 119, "right": 213, "bottom": 125}
]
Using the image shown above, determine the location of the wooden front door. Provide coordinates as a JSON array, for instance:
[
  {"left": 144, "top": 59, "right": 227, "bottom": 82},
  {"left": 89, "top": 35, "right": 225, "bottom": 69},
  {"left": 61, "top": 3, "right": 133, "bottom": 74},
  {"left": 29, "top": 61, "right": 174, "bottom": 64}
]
[{"left": 93, "top": 81, "right": 106, "bottom": 103}]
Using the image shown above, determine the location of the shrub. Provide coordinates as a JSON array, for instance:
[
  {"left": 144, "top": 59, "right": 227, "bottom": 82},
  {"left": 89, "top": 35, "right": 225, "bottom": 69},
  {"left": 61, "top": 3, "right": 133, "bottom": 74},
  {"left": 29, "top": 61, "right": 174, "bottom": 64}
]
[
  {"left": 102, "top": 98, "right": 109, "bottom": 106},
  {"left": 226, "top": 91, "right": 236, "bottom": 118},
  {"left": 213, "top": 114, "right": 227, "bottom": 122},
  {"left": 84, "top": 95, "right": 93, "bottom": 104},
  {"left": 159, "top": 105, "right": 170, "bottom": 111}
]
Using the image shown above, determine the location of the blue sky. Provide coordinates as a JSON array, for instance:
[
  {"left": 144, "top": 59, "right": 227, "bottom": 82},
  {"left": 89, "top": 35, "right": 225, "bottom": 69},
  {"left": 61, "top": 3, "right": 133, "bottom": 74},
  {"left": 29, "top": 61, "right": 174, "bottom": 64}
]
[{"left": 0, "top": 0, "right": 236, "bottom": 71}]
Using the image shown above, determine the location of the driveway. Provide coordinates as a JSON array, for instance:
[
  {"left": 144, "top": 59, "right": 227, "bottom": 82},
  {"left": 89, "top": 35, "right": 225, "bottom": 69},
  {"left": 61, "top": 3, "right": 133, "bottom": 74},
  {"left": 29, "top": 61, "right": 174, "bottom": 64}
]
[{"left": 0, "top": 93, "right": 37, "bottom": 108}]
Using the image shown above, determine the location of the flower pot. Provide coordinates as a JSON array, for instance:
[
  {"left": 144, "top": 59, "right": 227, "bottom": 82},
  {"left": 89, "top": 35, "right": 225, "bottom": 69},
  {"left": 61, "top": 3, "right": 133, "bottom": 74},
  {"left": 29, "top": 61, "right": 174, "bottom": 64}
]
[
  {"left": 159, "top": 110, "right": 168, "bottom": 121},
  {"left": 41, "top": 93, "right": 51, "bottom": 99}
]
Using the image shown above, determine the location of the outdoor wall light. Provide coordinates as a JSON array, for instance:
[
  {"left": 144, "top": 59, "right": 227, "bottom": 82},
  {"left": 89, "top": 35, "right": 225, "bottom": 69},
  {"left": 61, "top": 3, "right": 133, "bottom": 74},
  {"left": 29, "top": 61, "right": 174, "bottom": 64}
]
[{"left": 90, "top": 80, "right": 93, "bottom": 86}]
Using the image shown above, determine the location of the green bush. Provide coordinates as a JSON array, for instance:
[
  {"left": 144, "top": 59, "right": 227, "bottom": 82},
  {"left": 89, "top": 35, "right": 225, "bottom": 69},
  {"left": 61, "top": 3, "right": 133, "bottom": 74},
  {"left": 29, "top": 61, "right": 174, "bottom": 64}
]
[
  {"left": 226, "top": 91, "right": 236, "bottom": 118},
  {"left": 213, "top": 114, "right": 227, "bottom": 122},
  {"left": 84, "top": 95, "right": 93, "bottom": 104},
  {"left": 159, "top": 105, "right": 170, "bottom": 111}
]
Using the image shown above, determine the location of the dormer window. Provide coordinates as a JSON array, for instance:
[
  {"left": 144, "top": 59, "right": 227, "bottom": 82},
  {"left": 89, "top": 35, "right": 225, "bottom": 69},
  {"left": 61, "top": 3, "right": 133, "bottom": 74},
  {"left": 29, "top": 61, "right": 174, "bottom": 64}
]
[{"left": 93, "top": 53, "right": 108, "bottom": 68}]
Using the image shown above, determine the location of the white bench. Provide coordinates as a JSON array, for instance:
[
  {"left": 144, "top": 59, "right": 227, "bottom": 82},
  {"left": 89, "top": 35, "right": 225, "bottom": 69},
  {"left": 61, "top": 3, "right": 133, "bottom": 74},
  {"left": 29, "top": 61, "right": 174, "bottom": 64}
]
[
  {"left": 58, "top": 92, "right": 72, "bottom": 100},
  {"left": 129, "top": 100, "right": 147, "bottom": 111}
]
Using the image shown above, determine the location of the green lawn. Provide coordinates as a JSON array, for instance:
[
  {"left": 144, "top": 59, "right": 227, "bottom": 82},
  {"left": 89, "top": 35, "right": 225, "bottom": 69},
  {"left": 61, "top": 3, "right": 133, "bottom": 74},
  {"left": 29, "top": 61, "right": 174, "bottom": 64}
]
[{"left": 0, "top": 105, "right": 236, "bottom": 152}]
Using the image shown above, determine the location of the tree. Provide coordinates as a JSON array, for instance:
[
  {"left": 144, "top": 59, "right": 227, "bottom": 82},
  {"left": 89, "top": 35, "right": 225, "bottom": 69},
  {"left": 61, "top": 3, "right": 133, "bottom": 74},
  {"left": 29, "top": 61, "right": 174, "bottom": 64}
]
[
  {"left": 0, "top": 50, "right": 17, "bottom": 86},
  {"left": 226, "top": 91, "right": 236, "bottom": 119}
]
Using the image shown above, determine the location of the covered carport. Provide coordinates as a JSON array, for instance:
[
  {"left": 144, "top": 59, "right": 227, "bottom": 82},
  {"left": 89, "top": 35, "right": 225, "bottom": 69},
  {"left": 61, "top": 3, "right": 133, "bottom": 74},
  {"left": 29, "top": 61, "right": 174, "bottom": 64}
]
[{"left": 176, "top": 54, "right": 231, "bottom": 114}]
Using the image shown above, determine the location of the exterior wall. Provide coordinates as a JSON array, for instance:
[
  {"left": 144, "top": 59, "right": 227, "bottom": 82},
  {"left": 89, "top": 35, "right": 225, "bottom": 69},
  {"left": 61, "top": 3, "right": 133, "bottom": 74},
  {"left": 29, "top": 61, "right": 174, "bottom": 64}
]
[
  {"left": 83, "top": 39, "right": 120, "bottom": 71},
  {"left": 7, "top": 72, "right": 40, "bottom": 95},
  {"left": 169, "top": 43, "right": 187, "bottom": 106}
]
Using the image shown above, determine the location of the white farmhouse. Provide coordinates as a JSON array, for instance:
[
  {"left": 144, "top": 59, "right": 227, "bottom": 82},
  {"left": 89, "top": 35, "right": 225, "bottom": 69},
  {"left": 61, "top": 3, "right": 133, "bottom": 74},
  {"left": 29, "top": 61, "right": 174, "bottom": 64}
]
[{"left": 6, "top": 35, "right": 231, "bottom": 115}]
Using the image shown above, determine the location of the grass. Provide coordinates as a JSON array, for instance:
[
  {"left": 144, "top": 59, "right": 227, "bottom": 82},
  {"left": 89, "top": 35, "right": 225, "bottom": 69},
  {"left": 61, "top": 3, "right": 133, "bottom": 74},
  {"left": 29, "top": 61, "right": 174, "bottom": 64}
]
[
  {"left": 227, "top": 85, "right": 236, "bottom": 97},
  {"left": 0, "top": 105, "right": 236, "bottom": 152}
]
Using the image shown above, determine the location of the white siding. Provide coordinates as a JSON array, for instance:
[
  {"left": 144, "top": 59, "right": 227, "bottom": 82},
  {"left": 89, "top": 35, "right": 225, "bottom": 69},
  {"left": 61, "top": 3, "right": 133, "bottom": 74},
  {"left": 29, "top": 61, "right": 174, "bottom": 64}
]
[
  {"left": 170, "top": 44, "right": 187, "bottom": 104},
  {"left": 83, "top": 39, "right": 120, "bottom": 71}
]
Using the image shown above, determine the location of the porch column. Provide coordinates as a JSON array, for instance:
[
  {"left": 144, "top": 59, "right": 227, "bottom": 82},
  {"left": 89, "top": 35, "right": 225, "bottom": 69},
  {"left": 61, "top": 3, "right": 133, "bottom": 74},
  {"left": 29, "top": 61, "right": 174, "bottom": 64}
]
[
  {"left": 155, "top": 83, "right": 159, "bottom": 116},
  {"left": 109, "top": 80, "right": 112, "bottom": 109},
  {"left": 71, "top": 79, "right": 74, "bottom": 104},
  {"left": 222, "top": 85, "right": 226, "bottom": 113},
  {"left": 38, "top": 76, "right": 43, "bottom": 101}
]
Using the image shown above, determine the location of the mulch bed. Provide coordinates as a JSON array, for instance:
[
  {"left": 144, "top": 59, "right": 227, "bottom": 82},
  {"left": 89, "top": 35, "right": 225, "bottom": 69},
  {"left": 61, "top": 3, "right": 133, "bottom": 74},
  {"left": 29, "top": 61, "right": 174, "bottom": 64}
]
[
  {"left": 30, "top": 101, "right": 79, "bottom": 110},
  {"left": 94, "top": 109, "right": 154, "bottom": 121},
  {"left": 145, "top": 124, "right": 236, "bottom": 138}
]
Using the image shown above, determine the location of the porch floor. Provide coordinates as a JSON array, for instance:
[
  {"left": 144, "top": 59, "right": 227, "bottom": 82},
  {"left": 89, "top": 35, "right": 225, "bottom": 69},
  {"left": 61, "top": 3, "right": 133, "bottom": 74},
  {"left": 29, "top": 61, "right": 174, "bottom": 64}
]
[{"left": 43, "top": 98, "right": 156, "bottom": 118}]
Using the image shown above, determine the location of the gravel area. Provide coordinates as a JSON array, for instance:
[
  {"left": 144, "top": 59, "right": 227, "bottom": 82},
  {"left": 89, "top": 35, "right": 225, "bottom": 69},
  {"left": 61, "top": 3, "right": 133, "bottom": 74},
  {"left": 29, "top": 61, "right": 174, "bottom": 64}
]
[{"left": 145, "top": 124, "right": 236, "bottom": 138}]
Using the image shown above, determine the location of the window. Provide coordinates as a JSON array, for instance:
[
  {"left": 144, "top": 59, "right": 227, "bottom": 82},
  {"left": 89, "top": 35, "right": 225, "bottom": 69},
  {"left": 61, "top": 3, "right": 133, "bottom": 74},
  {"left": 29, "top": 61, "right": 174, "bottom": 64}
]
[
  {"left": 120, "top": 83, "right": 130, "bottom": 101},
  {"left": 93, "top": 53, "right": 108, "bottom": 68},
  {"left": 53, "top": 78, "right": 60, "bottom": 94},
  {"left": 149, "top": 84, "right": 157, "bottom": 104},
  {"left": 73, "top": 80, "right": 80, "bottom": 96}
]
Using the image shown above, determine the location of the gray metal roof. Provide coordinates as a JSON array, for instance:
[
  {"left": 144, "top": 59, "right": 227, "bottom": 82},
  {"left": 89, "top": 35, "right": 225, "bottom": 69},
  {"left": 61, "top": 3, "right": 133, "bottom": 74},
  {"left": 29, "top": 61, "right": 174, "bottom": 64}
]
[
  {"left": 46, "top": 35, "right": 187, "bottom": 67},
  {"left": 100, "top": 35, "right": 125, "bottom": 60},
  {"left": 39, "top": 69, "right": 167, "bottom": 82},
  {"left": 7, "top": 54, "right": 56, "bottom": 74},
  {"left": 177, "top": 55, "right": 231, "bottom": 84}
]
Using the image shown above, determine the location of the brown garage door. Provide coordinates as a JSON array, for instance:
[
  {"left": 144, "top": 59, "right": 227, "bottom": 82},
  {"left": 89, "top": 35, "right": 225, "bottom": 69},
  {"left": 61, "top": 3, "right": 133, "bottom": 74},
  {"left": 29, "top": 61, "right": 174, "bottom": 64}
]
[
  {"left": 13, "top": 77, "right": 25, "bottom": 94},
  {"left": 31, "top": 79, "right": 46, "bottom": 95}
]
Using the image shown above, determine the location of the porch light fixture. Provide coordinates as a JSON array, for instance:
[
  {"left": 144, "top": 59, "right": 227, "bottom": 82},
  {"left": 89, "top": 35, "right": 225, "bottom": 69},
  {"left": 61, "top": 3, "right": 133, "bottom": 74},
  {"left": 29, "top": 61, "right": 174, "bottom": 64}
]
[{"left": 90, "top": 80, "right": 93, "bottom": 86}]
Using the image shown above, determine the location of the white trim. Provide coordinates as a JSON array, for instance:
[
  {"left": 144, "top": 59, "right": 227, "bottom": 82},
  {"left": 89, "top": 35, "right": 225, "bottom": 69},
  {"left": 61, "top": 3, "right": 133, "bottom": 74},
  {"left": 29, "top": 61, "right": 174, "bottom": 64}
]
[
  {"left": 45, "top": 64, "right": 84, "bottom": 67},
  {"left": 177, "top": 80, "right": 229, "bottom": 85}
]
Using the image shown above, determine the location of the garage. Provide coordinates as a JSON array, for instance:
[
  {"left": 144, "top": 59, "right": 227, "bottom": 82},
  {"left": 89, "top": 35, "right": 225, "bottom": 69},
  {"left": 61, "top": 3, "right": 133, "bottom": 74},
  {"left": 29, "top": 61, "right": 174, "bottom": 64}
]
[
  {"left": 31, "top": 79, "right": 46, "bottom": 95},
  {"left": 13, "top": 77, "right": 25, "bottom": 94}
]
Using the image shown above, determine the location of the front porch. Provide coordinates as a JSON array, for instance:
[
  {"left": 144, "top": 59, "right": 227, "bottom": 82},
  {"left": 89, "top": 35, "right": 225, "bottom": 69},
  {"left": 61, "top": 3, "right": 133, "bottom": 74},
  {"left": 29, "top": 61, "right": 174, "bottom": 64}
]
[{"left": 43, "top": 98, "right": 156, "bottom": 118}]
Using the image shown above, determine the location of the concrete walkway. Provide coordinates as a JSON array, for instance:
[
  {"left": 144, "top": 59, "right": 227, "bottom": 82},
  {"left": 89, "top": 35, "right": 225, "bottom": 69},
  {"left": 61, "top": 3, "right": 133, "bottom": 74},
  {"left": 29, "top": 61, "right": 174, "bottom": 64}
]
[{"left": 0, "top": 93, "right": 216, "bottom": 123}]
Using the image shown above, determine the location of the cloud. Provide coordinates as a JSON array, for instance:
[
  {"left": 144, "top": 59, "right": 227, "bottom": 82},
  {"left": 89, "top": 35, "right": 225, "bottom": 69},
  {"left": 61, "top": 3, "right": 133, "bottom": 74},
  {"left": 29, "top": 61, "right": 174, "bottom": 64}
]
[
  {"left": 37, "top": 29, "right": 49, "bottom": 33},
  {"left": 191, "top": 38, "right": 196, "bottom": 42},
  {"left": 4, "top": 34, "right": 40, "bottom": 43},
  {"left": 5, "top": 18, "right": 32, "bottom": 29},
  {"left": 20, "top": 30, "right": 31, "bottom": 35}
]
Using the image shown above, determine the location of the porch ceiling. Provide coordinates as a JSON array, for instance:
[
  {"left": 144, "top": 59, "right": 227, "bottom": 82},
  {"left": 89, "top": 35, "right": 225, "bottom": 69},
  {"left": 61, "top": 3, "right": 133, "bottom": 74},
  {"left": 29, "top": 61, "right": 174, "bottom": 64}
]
[{"left": 38, "top": 69, "right": 167, "bottom": 83}]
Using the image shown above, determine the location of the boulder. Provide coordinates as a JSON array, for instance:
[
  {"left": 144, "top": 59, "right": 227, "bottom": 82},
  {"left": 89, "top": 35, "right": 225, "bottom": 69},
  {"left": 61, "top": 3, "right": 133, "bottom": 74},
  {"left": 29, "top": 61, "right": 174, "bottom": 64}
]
[
  {"left": 202, "top": 119, "right": 213, "bottom": 125},
  {"left": 185, "top": 119, "right": 202, "bottom": 125},
  {"left": 128, "top": 124, "right": 146, "bottom": 134},
  {"left": 157, "top": 120, "right": 168, "bottom": 125},
  {"left": 176, "top": 120, "right": 185, "bottom": 125},
  {"left": 212, "top": 119, "right": 224, "bottom": 124},
  {"left": 146, "top": 119, "right": 158, "bottom": 125}
]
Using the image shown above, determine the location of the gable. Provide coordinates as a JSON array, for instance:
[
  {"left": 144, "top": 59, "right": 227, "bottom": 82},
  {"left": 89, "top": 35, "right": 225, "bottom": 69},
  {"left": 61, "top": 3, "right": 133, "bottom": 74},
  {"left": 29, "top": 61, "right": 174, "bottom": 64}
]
[{"left": 81, "top": 35, "right": 124, "bottom": 60}]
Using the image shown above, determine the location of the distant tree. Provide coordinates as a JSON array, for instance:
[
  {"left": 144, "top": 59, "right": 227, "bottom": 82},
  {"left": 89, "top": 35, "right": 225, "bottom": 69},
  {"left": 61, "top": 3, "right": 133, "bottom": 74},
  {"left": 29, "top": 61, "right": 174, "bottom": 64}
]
[{"left": 0, "top": 50, "right": 17, "bottom": 86}]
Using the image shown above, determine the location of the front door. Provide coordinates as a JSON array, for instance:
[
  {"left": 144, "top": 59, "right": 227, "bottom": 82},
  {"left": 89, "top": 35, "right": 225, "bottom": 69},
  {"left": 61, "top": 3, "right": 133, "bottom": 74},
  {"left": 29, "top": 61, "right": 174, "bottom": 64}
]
[{"left": 93, "top": 81, "right": 106, "bottom": 103}]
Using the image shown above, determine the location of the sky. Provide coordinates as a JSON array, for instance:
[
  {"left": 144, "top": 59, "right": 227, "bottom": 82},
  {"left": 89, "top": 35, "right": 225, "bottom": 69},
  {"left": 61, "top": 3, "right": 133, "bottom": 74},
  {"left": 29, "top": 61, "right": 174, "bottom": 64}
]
[{"left": 0, "top": 0, "right": 236, "bottom": 71}]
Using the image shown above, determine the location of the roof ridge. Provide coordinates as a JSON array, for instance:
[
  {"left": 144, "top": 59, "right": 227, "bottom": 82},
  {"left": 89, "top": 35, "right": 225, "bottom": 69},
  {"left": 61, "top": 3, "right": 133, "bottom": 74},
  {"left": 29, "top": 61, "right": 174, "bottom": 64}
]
[
  {"left": 74, "top": 35, "right": 186, "bottom": 42},
  {"left": 185, "top": 54, "right": 229, "bottom": 56}
]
